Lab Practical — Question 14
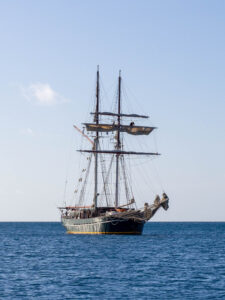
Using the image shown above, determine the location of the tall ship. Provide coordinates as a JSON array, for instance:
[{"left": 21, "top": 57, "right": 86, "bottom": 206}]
[{"left": 59, "top": 67, "right": 169, "bottom": 234}]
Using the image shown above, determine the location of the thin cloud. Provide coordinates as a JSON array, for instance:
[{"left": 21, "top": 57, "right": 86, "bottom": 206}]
[
  {"left": 21, "top": 83, "right": 69, "bottom": 106},
  {"left": 15, "top": 189, "right": 24, "bottom": 195},
  {"left": 20, "top": 128, "right": 34, "bottom": 136}
]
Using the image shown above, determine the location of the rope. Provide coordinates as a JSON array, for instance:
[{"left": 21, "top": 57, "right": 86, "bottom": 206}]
[{"left": 78, "top": 154, "right": 93, "bottom": 206}]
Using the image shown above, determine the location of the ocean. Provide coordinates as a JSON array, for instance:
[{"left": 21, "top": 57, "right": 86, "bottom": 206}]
[{"left": 0, "top": 222, "right": 224, "bottom": 299}]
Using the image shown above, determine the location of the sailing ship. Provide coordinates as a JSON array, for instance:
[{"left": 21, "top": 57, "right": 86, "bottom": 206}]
[{"left": 59, "top": 67, "right": 169, "bottom": 234}]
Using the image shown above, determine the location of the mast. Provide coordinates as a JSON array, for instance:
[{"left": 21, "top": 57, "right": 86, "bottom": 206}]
[
  {"left": 94, "top": 66, "right": 99, "bottom": 208},
  {"left": 115, "top": 71, "right": 121, "bottom": 207}
]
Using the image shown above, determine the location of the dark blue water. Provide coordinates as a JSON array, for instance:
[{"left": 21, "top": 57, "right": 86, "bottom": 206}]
[{"left": 0, "top": 222, "right": 225, "bottom": 299}]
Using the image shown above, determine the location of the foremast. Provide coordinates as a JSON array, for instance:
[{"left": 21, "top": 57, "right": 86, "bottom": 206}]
[
  {"left": 115, "top": 71, "right": 121, "bottom": 207},
  {"left": 94, "top": 66, "right": 100, "bottom": 208}
]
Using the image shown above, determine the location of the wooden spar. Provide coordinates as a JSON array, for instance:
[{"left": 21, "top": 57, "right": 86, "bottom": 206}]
[
  {"left": 117, "top": 199, "right": 135, "bottom": 208},
  {"left": 78, "top": 150, "right": 160, "bottom": 156},
  {"left": 90, "top": 112, "right": 149, "bottom": 119},
  {"left": 73, "top": 125, "right": 94, "bottom": 146},
  {"left": 115, "top": 71, "right": 121, "bottom": 208},
  {"left": 58, "top": 205, "right": 94, "bottom": 209},
  {"left": 94, "top": 66, "right": 100, "bottom": 208}
]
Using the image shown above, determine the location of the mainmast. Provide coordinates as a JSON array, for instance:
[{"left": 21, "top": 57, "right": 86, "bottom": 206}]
[
  {"left": 115, "top": 71, "right": 121, "bottom": 207},
  {"left": 94, "top": 66, "right": 100, "bottom": 208}
]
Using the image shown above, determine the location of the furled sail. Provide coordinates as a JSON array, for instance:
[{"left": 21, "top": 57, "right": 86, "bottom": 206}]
[
  {"left": 85, "top": 123, "right": 115, "bottom": 133},
  {"left": 120, "top": 125, "right": 155, "bottom": 135},
  {"left": 78, "top": 149, "right": 160, "bottom": 156},
  {"left": 90, "top": 112, "right": 149, "bottom": 118},
  {"left": 84, "top": 123, "right": 155, "bottom": 135}
]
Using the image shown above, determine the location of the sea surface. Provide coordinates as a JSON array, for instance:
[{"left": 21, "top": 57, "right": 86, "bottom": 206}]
[{"left": 0, "top": 222, "right": 225, "bottom": 299}]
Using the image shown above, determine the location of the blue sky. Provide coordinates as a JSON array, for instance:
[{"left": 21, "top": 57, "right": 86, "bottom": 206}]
[{"left": 0, "top": 0, "right": 225, "bottom": 221}]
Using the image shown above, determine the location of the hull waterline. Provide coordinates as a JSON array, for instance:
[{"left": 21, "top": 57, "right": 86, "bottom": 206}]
[{"left": 62, "top": 216, "right": 145, "bottom": 235}]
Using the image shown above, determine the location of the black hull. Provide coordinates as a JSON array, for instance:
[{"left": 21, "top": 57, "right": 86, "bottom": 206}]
[{"left": 62, "top": 216, "right": 145, "bottom": 235}]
